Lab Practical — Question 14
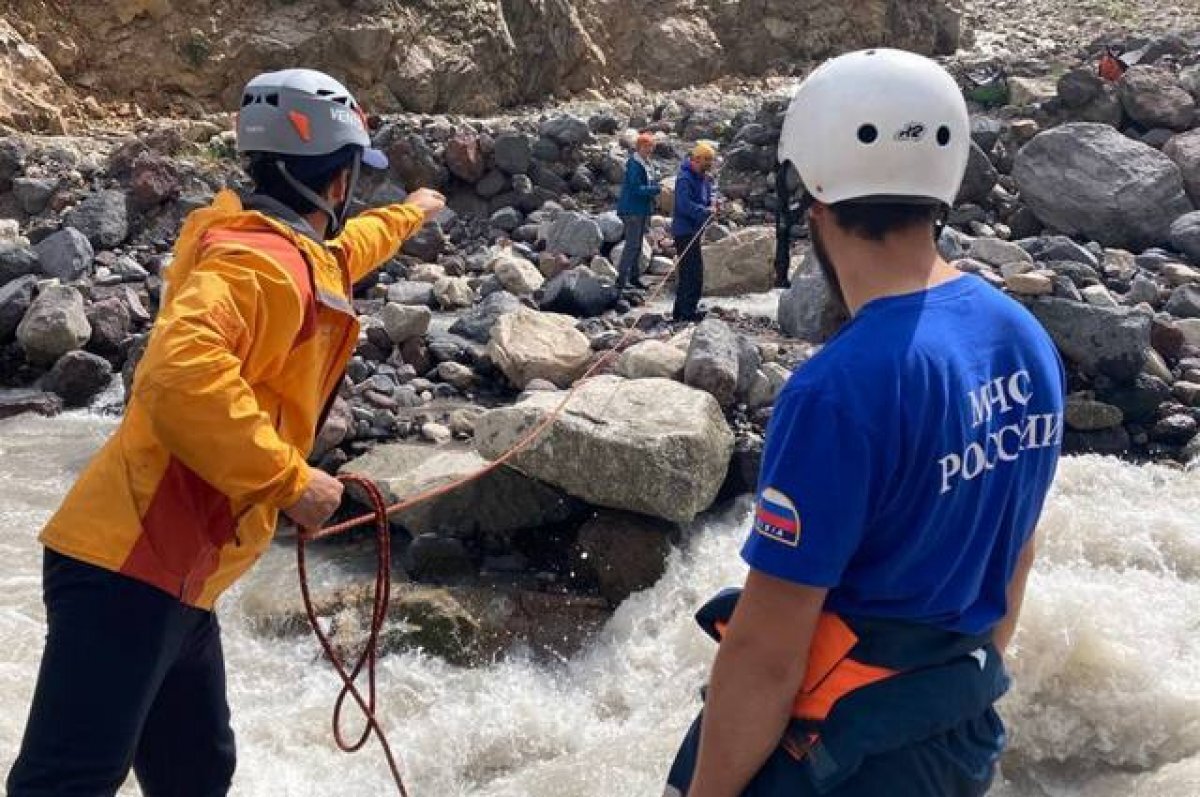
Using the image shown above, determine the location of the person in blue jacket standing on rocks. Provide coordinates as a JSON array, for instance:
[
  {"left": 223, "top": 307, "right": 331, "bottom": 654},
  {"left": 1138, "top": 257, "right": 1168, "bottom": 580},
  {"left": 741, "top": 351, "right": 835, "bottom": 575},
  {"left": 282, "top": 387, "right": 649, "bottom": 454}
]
[
  {"left": 616, "top": 131, "right": 661, "bottom": 290},
  {"left": 671, "top": 142, "right": 717, "bottom": 322}
]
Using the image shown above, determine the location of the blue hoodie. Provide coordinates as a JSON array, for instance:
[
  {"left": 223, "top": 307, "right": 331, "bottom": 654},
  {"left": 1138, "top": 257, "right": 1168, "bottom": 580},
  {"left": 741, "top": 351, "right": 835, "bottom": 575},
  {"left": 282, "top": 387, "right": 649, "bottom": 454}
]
[
  {"left": 671, "top": 159, "right": 713, "bottom": 237},
  {"left": 617, "top": 155, "right": 660, "bottom": 217}
]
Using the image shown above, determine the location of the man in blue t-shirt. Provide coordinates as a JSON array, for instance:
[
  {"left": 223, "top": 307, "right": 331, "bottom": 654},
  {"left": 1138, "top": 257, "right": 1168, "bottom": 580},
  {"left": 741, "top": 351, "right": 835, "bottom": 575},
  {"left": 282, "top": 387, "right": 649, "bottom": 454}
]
[{"left": 667, "top": 50, "right": 1065, "bottom": 797}]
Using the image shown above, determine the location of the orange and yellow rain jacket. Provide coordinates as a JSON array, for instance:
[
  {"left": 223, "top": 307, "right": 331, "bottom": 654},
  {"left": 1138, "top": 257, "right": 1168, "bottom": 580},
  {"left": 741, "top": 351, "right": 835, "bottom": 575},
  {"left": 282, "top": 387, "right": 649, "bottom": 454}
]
[{"left": 40, "top": 190, "right": 424, "bottom": 608}]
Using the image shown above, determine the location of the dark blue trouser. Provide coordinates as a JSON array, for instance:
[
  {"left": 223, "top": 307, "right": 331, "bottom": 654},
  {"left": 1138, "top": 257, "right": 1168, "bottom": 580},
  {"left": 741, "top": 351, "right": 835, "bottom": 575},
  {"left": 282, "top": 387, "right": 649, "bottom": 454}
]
[
  {"left": 617, "top": 213, "right": 650, "bottom": 287},
  {"left": 6, "top": 549, "right": 236, "bottom": 797},
  {"left": 672, "top": 232, "right": 704, "bottom": 321},
  {"left": 665, "top": 709, "right": 1001, "bottom": 797}
]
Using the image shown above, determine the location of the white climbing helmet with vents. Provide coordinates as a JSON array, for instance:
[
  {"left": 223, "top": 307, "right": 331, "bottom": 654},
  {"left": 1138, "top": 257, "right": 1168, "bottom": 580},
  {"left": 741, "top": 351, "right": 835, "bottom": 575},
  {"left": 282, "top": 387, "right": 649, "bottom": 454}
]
[{"left": 778, "top": 48, "right": 969, "bottom": 208}]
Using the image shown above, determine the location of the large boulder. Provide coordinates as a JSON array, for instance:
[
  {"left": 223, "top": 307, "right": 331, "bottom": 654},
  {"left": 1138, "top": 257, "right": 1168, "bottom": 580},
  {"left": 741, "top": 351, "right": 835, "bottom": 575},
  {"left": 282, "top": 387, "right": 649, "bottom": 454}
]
[
  {"left": 538, "top": 266, "right": 619, "bottom": 318},
  {"left": 1164, "top": 130, "right": 1200, "bottom": 206},
  {"left": 33, "top": 228, "right": 93, "bottom": 282},
  {"left": 63, "top": 190, "right": 129, "bottom": 249},
  {"left": 572, "top": 510, "right": 676, "bottom": 605},
  {"left": 703, "top": 226, "right": 775, "bottom": 296},
  {"left": 493, "top": 133, "right": 533, "bottom": 175},
  {"left": 475, "top": 376, "right": 734, "bottom": 522},
  {"left": 1118, "top": 66, "right": 1197, "bottom": 132},
  {"left": 1166, "top": 285, "right": 1200, "bottom": 319},
  {"left": 42, "top": 350, "right": 113, "bottom": 407},
  {"left": 85, "top": 297, "right": 132, "bottom": 358},
  {"left": 16, "top": 285, "right": 91, "bottom": 365},
  {"left": 684, "top": 318, "right": 740, "bottom": 408},
  {"left": 956, "top": 142, "right": 1000, "bottom": 205},
  {"left": 444, "top": 132, "right": 485, "bottom": 183},
  {"left": 777, "top": 249, "right": 848, "bottom": 342},
  {"left": 1013, "top": 124, "right": 1193, "bottom": 250},
  {"left": 341, "top": 442, "right": 582, "bottom": 538},
  {"left": 544, "top": 212, "right": 603, "bottom": 259},
  {"left": 487, "top": 307, "right": 592, "bottom": 388},
  {"left": 539, "top": 114, "right": 592, "bottom": 147},
  {"left": 1027, "top": 298, "right": 1151, "bottom": 381},
  {"left": 449, "top": 290, "right": 522, "bottom": 343},
  {"left": 0, "top": 389, "right": 62, "bottom": 420}
]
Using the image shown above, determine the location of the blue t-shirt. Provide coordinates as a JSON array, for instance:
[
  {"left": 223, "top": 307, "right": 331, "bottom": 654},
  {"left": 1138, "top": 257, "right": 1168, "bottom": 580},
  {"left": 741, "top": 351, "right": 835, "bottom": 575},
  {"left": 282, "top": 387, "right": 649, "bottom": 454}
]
[{"left": 743, "top": 275, "right": 1066, "bottom": 635}]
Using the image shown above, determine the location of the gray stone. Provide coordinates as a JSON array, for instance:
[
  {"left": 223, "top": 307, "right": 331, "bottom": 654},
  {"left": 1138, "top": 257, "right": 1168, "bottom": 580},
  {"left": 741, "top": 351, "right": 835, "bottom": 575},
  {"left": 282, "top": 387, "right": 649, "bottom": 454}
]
[
  {"left": 0, "top": 389, "right": 62, "bottom": 421},
  {"left": 494, "top": 133, "right": 533, "bottom": 175},
  {"left": 746, "top": 363, "right": 791, "bottom": 410},
  {"left": 401, "top": 223, "right": 447, "bottom": 263},
  {"left": 1169, "top": 212, "right": 1200, "bottom": 262},
  {"left": 408, "top": 534, "right": 475, "bottom": 581},
  {"left": 1127, "top": 274, "right": 1162, "bottom": 306},
  {"left": 63, "top": 190, "right": 129, "bottom": 249},
  {"left": 421, "top": 422, "right": 453, "bottom": 444},
  {"left": 610, "top": 238, "right": 651, "bottom": 274},
  {"left": 703, "top": 226, "right": 774, "bottom": 296},
  {"left": 1167, "top": 285, "right": 1200, "bottom": 319},
  {"left": 1065, "top": 394, "right": 1124, "bottom": 431},
  {"left": 16, "top": 285, "right": 92, "bottom": 365},
  {"left": 1152, "top": 414, "right": 1198, "bottom": 445},
  {"left": 1163, "top": 263, "right": 1200, "bottom": 287},
  {"left": 1027, "top": 298, "right": 1150, "bottom": 381},
  {"left": 956, "top": 142, "right": 999, "bottom": 205},
  {"left": 1023, "top": 236, "right": 1101, "bottom": 269},
  {"left": 0, "top": 274, "right": 37, "bottom": 342},
  {"left": 432, "top": 276, "right": 474, "bottom": 310},
  {"left": 476, "top": 170, "right": 508, "bottom": 199},
  {"left": 1064, "top": 426, "right": 1132, "bottom": 457},
  {"left": 572, "top": 510, "right": 676, "bottom": 605},
  {"left": 540, "top": 115, "right": 592, "bottom": 147},
  {"left": 777, "top": 249, "right": 848, "bottom": 343},
  {"left": 449, "top": 291, "right": 522, "bottom": 343},
  {"left": 381, "top": 303, "right": 432, "bottom": 344},
  {"left": 43, "top": 351, "right": 113, "bottom": 407},
  {"left": 969, "top": 238, "right": 1033, "bottom": 268},
  {"left": 617, "top": 340, "right": 686, "bottom": 380},
  {"left": 312, "top": 397, "right": 353, "bottom": 461},
  {"left": 545, "top": 212, "right": 603, "bottom": 259},
  {"left": 386, "top": 280, "right": 435, "bottom": 307},
  {"left": 475, "top": 376, "right": 734, "bottom": 523},
  {"left": 12, "top": 177, "right": 57, "bottom": 215},
  {"left": 1119, "top": 66, "right": 1197, "bottom": 131},
  {"left": 33, "top": 228, "right": 94, "bottom": 282},
  {"left": 1098, "top": 374, "right": 1173, "bottom": 423},
  {"left": 490, "top": 207, "right": 523, "bottom": 232},
  {"left": 436, "top": 362, "right": 475, "bottom": 391},
  {"left": 1081, "top": 285, "right": 1118, "bottom": 308},
  {"left": 684, "top": 318, "right": 740, "bottom": 408},
  {"left": 487, "top": 308, "right": 591, "bottom": 388},
  {"left": 85, "top": 297, "right": 132, "bottom": 357},
  {"left": 1005, "top": 272, "right": 1054, "bottom": 296},
  {"left": 0, "top": 243, "right": 40, "bottom": 284},
  {"left": 1012, "top": 124, "right": 1193, "bottom": 250},
  {"left": 1058, "top": 68, "right": 1104, "bottom": 109},
  {"left": 1164, "top": 130, "right": 1200, "bottom": 206},
  {"left": 596, "top": 212, "right": 625, "bottom": 244},
  {"left": 491, "top": 251, "right": 545, "bottom": 295},
  {"left": 343, "top": 442, "right": 582, "bottom": 538}
]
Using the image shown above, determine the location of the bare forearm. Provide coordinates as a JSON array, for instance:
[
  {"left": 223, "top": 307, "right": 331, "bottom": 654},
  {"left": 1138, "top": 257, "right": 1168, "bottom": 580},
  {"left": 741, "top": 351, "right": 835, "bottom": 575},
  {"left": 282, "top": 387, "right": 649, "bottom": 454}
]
[
  {"left": 994, "top": 534, "right": 1037, "bottom": 655},
  {"left": 689, "top": 640, "right": 803, "bottom": 797}
]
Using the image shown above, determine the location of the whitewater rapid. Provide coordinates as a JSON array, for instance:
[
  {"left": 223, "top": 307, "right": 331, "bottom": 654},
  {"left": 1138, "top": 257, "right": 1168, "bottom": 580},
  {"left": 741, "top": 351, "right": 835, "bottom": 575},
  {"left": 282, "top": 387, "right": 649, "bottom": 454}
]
[{"left": 1, "top": 412, "right": 1197, "bottom": 796}]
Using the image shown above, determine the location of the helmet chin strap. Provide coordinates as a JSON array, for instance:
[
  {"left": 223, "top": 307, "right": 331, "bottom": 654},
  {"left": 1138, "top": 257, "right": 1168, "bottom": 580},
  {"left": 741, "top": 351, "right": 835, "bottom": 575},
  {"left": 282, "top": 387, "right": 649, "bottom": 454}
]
[{"left": 274, "top": 151, "right": 363, "bottom": 239}]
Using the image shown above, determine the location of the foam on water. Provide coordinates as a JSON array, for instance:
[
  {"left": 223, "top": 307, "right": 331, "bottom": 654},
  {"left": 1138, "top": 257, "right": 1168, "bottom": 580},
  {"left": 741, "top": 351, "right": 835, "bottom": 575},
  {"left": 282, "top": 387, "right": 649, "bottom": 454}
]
[{"left": 1, "top": 414, "right": 1197, "bottom": 795}]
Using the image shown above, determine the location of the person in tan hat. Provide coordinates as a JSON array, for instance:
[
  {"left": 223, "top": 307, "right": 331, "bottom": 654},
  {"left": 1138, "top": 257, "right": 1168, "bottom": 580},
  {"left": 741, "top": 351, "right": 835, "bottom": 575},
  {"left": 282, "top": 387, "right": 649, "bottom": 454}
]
[
  {"left": 616, "top": 131, "right": 661, "bottom": 290},
  {"left": 671, "top": 141, "right": 717, "bottom": 322}
]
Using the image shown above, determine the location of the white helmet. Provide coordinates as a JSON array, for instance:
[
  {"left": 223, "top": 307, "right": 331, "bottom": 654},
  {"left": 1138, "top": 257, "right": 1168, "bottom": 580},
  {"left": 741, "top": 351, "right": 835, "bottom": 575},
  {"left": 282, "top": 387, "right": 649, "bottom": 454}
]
[{"left": 778, "top": 48, "right": 969, "bottom": 208}]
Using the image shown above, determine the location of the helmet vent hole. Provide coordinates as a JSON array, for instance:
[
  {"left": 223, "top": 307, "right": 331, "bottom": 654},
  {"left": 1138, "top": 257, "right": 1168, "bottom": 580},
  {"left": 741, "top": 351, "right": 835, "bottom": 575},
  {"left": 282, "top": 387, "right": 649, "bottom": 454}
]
[
  {"left": 937, "top": 126, "right": 951, "bottom": 146},
  {"left": 857, "top": 124, "right": 878, "bottom": 144},
  {"left": 241, "top": 94, "right": 254, "bottom": 107},
  {"left": 265, "top": 93, "right": 279, "bottom": 107},
  {"left": 316, "top": 89, "right": 336, "bottom": 97}
]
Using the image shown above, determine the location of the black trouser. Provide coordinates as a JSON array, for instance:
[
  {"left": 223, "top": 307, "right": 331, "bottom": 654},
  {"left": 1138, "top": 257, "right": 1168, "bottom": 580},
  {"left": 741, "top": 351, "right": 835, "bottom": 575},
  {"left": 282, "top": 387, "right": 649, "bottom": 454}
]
[
  {"left": 7, "top": 549, "right": 236, "bottom": 797},
  {"left": 673, "top": 231, "right": 704, "bottom": 321},
  {"left": 617, "top": 213, "right": 649, "bottom": 288}
]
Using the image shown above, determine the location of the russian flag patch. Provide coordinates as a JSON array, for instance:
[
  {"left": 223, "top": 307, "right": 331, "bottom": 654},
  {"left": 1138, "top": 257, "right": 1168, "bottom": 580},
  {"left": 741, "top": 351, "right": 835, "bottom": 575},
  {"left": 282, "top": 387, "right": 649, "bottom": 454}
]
[{"left": 754, "top": 487, "right": 801, "bottom": 547}]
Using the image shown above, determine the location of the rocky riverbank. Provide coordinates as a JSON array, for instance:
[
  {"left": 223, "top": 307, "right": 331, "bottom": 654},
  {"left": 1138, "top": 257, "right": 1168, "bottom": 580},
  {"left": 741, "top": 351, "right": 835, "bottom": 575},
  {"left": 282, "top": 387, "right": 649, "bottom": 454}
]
[{"left": 3, "top": 22, "right": 1200, "bottom": 661}]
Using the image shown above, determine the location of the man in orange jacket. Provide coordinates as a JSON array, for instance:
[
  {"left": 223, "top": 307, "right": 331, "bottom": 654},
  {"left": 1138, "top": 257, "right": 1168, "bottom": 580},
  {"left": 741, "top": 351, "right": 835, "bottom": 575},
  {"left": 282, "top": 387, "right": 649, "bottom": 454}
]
[{"left": 7, "top": 69, "right": 444, "bottom": 797}]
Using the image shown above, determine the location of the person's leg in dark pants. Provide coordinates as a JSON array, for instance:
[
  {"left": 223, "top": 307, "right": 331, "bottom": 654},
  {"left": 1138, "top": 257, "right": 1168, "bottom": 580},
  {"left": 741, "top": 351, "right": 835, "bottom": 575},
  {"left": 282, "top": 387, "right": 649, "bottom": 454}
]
[
  {"left": 673, "top": 232, "right": 705, "bottom": 321},
  {"left": 7, "top": 550, "right": 235, "bottom": 797},
  {"left": 134, "top": 613, "right": 236, "bottom": 797},
  {"left": 774, "top": 217, "right": 792, "bottom": 289},
  {"left": 617, "top": 214, "right": 649, "bottom": 289}
]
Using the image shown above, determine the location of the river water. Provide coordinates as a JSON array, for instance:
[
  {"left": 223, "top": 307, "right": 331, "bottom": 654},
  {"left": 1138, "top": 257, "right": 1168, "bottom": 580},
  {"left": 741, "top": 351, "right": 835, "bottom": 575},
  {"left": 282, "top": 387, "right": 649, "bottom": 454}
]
[{"left": 0, "top": 411, "right": 1197, "bottom": 796}]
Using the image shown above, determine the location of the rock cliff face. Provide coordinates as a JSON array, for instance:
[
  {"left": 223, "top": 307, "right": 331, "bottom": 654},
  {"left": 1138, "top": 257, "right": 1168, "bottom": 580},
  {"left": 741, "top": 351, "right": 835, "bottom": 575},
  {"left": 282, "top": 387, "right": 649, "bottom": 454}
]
[{"left": 1, "top": 0, "right": 960, "bottom": 130}]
